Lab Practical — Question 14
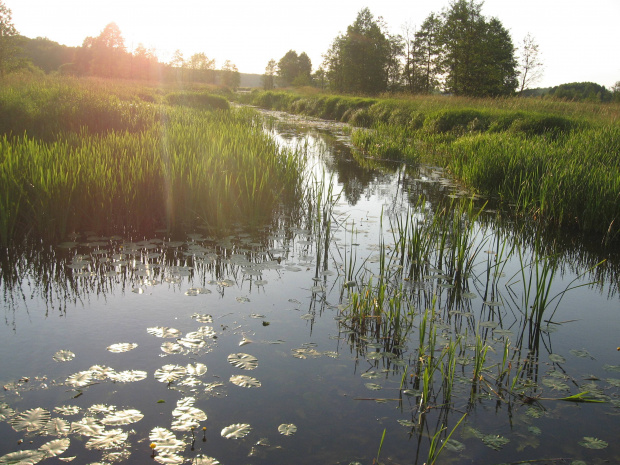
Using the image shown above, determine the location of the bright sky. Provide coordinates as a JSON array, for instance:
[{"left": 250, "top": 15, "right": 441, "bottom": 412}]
[{"left": 8, "top": 0, "right": 620, "bottom": 89}]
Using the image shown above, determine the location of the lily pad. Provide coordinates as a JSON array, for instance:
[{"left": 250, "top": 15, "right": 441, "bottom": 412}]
[
  {"left": 43, "top": 417, "right": 71, "bottom": 436},
  {"left": 149, "top": 427, "right": 185, "bottom": 453},
  {"left": 102, "top": 409, "right": 144, "bottom": 426},
  {"left": 147, "top": 327, "right": 182, "bottom": 338},
  {"left": 230, "top": 375, "right": 261, "bottom": 388},
  {"left": 65, "top": 371, "right": 93, "bottom": 388},
  {"left": 0, "top": 403, "right": 15, "bottom": 421},
  {"left": 11, "top": 408, "right": 51, "bottom": 432},
  {"left": 482, "top": 434, "right": 510, "bottom": 450},
  {"left": 52, "top": 350, "right": 75, "bottom": 362},
  {"left": 278, "top": 423, "right": 297, "bottom": 436},
  {"left": 154, "top": 365, "right": 187, "bottom": 383},
  {"left": 227, "top": 353, "right": 258, "bottom": 370},
  {"left": 221, "top": 423, "right": 252, "bottom": 439},
  {"left": 443, "top": 438, "right": 466, "bottom": 452},
  {"left": 54, "top": 405, "right": 80, "bottom": 416},
  {"left": 71, "top": 417, "right": 104, "bottom": 436},
  {"left": 85, "top": 428, "right": 128, "bottom": 450},
  {"left": 192, "top": 455, "right": 221, "bottom": 465},
  {"left": 549, "top": 353, "right": 566, "bottom": 364},
  {"left": 106, "top": 343, "right": 138, "bottom": 353},
  {"left": 0, "top": 450, "right": 46, "bottom": 465},
  {"left": 186, "top": 363, "right": 208, "bottom": 377},
  {"left": 39, "top": 438, "right": 70, "bottom": 458},
  {"left": 578, "top": 437, "right": 608, "bottom": 449}
]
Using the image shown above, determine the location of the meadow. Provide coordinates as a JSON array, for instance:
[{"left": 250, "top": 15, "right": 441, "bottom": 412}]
[
  {"left": 0, "top": 75, "right": 306, "bottom": 247},
  {"left": 237, "top": 89, "right": 620, "bottom": 244}
]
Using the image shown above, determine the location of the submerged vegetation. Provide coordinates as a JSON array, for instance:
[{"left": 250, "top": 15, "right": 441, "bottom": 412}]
[
  {"left": 0, "top": 75, "right": 305, "bottom": 246},
  {"left": 238, "top": 89, "right": 620, "bottom": 242}
]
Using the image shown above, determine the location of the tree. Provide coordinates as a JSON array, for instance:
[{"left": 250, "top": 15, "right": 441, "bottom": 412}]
[
  {"left": 262, "top": 59, "right": 277, "bottom": 90},
  {"left": 324, "top": 8, "right": 391, "bottom": 94},
  {"left": 220, "top": 60, "right": 240, "bottom": 89},
  {"left": 0, "top": 0, "right": 19, "bottom": 74},
  {"left": 277, "top": 50, "right": 312, "bottom": 87},
  {"left": 188, "top": 52, "right": 215, "bottom": 83},
  {"left": 518, "top": 32, "right": 544, "bottom": 93},
  {"left": 440, "top": 0, "right": 517, "bottom": 97},
  {"left": 77, "top": 23, "right": 129, "bottom": 77},
  {"left": 410, "top": 12, "right": 443, "bottom": 93}
]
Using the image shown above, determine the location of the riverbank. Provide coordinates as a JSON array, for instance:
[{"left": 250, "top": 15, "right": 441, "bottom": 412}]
[{"left": 236, "top": 90, "right": 620, "bottom": 243}]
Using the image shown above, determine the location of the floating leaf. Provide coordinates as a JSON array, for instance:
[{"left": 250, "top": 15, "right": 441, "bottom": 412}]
[
  {"left": 569, "top": 348, "right": 592, "bottom": 358},
  {"left": 528, "top": 426, "right": 542, "bottom": 436},
  {"left": 227, "top": 353, "right": 258, "bottom": 370},
  {"left": 549, "top": 354, "right": 566, "bottom": 364},
  {"left": 607, "top": 378, "right": 620, "bottom": 387},
  {"left": 0, "top": 402, "right": 15, "bottom": 421},
  {"left": 278, "top": 423, "right": 297, "bottom": 436},
  {"left": 106, "top": 343, "right": 138, "bottom": 353},
  {"left": 230, "top": 375, "right": 261, "bottom": 388},
  {"left": 221, "top": 423, "right": 251, "bottom": 439},
  {"left": 542, "top": 378, "right": 570, "bottom": 391},
  {"left": 161, "top": 342, "right": 184, "bottom": 354},
  {"left": 482, "top": 434, "right": 509, "bottom": 450},
  {"left": 54, "top": 406, "right": 80, "bottom": 416},
  {"left": 191, "top": 314, "right": 213, "bottom": 323},
  {"left": 365, "top": 383, "right": 382, "bottom": 391},
  {"left": 89, "top": 365, "right": 115, "bottom": 380},
  {"left": 85, "top": 428, "right": 128, "bottom": 450},
  {"left": 71, "top": 417, "right": 104, "bottom": 436},
  {"left": 43, "top": 417, "right": 71, "bottom": 436},
  {"left": 192, "top": 455, "right": 221, "bottom": 465},
  {"left": 11, "top": 408, "right": 51, "bottom": 432},
  {"left": 65, "top": 371, "right": 93, "bottom": 387},
  {"left": 186, "top": 363, "right": 207, "bottom": 377},
  {"left": 154, "top": 365, "right": 187, "bottom": 383},
  {"left": 149, "top": 427, "right": 184, "bottom": 453},
  {"left": 0, "top": 450, "right": 45, "bottom": 465},
  {"left": 52, "top": 350, "right": 75, "bottom": 362},
  {"left": 397, "top": 419, "right": 415, "bottom": 427},
  {"left": 579, "top": 437, "right": 608, "bottom": 449},
  {"left": 147, "top": 327, "right": 182, "bottom": 338},
  {"left": 102, "top": 409, "right": 144, "bottom": 426},
  {"left": 109, "top": 370, "right": 147, "bottom": 383},
  {"left": 39, "top": 438, "right": 70, "bottom": 458},
  {"left": 154, "top": 453, "right": 185, "bottom": 464},
  {"left": 442, "top": 438, "right": 465, "bottom": 452}
]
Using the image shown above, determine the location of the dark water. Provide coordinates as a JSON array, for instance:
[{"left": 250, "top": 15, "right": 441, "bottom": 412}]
[{"left": 1, "top": 110, "right": 619, "bottom": 465}]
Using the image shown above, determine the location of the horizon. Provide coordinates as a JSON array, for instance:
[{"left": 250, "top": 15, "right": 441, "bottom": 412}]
[{"left": 8, "top": 0, "right": 620, "bottom": 89}]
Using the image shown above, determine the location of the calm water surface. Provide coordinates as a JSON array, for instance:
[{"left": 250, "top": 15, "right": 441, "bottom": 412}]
[{"left": 1, "top": 110, "right": 618, "bottom": 465}]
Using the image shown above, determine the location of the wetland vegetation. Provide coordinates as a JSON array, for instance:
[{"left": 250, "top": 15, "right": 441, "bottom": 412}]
[{"left": 0, "top": 75, "right": 619, "bottom": 465}]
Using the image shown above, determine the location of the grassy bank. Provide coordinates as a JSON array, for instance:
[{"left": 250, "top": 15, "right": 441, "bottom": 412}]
[
  {"left": 238, "top": 90, "right": 620, "bottom": 241},
  {"left": 0, "top": 76, "right": 305, "bottom": 246}
]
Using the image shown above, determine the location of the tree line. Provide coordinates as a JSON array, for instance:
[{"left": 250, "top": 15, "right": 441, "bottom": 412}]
[
  {"left": 264, "top": 1, "right": 618, "bottom": 100},
  {"left": 0, "top": 3, "right": 241, "bottom": 88}
]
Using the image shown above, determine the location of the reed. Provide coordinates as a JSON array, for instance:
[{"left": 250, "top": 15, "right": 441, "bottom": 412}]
[{"left": 0, "top": 77, "right": 306, "bottom": 246}]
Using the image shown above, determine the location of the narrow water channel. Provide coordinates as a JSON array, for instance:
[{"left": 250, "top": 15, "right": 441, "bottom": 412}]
[{"left": 0, "top": 109, "right": 618, "bottom": 465}]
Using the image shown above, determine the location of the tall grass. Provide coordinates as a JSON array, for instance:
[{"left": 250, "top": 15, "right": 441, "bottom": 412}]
[
  {"left": 0, "top": 77, "right": 306, "bottom": 246},
  {"left": 240, "top": 89, "right": 620, "bottom": 241}
]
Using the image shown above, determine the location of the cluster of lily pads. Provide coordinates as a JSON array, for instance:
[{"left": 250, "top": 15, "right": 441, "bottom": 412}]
[{"left": 0, "top": 303, "right": 301, "bottom": 465}]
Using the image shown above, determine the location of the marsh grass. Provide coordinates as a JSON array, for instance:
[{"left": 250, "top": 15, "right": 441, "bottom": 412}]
[
  {"left": 0, "top": 77, "right": 306, "bottom": 246},
  {"left": 241, "top": 90, "right": 620, "bottom": 240}
]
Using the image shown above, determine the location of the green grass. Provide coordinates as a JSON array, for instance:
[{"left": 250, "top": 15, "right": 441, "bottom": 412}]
[
  {"left": 0, "top": 76, "right": 306, "bottom": 246},
  {"left": 239, "top": 89, "right": 620, "bottom": 241}
]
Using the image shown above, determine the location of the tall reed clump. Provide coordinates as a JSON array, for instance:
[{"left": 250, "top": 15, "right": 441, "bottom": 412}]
[{"left": 0, "top": 77, "right": 306, "bottom": 246}]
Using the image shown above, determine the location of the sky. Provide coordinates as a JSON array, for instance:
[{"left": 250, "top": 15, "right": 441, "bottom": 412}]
[{"left": 7, "top": 0, "right": 620, "bottom": 89}]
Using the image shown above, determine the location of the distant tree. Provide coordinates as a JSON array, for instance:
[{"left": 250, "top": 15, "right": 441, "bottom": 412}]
[
  {"left": 188, "top": 52, "right": 215, "bottom": 83},
  {"left": 262, "top": 58, "right": 277, "bottom": 90},
  {"left": 385, "top": 31, "right": 404, "bottom": 91},
  {"left": 292, "top": 52, "right": 312, "bottom": 86},
  {"left": 410, "top": 12, "right": 443, "bottom": 93},
  {"left": 549, "top": 82, "right": 612, "bottom": 102},
  {"left": 440, "top": 0, "right": 517, "bottom": 96},
  {"left": 0, "top": 0, "right": 19, "bottom": 74},
  {"left": 277, "top": 50, "right": 312, "bottom": 87},
  {"left": 170, "top": 49, "right": 185, "bottom": 81},
  {"left": 613, "top": 81, "right": 620, "bottom": 102},
  {"left": 312, "top": 66, "right": 326, "bottom": 90},
  {"left": 221, "top": 60, "right": 240, "bottom": 89},
  {"left": 517, "top": 33, "right": 544, "bottom": 93},
  {"left": 131, "top": 43, "right": 159, "bottom": 80},
  {"left": 78, "top": 23, "right": 129, "bottom": 77},
  {"left": 324, "top": 8, "right": 391, "bottom": 94},
  {"left": 18, "top": 36, "right": 75, "bottom": 73}
]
